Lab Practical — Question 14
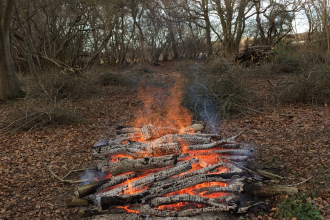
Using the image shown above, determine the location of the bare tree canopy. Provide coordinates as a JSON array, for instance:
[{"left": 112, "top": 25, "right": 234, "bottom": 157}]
[{"left": 1, "top": 0, "right": 330, "bottom": 99}]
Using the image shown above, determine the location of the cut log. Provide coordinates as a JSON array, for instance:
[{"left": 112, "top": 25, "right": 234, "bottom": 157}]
[
  {"left": 109, "top": 155, "right": 177, "bottom": 176},
  {"left": 187, "top": 142, "right": 240, "bottom": 151},
  {"left": 96, "top": 160, "right": 117, "bottom": 173},
  {"left": 101, "top": 194, "right": 144, "bottom": 209},
  {"left": 96, "top": 173, "right": 136, "bottom": 193},
  {"left": 99, "top": 174, "right": 231, "bottom": 210},
  {"left": 152, "top": 134, "right": 211, "bottom": 146},
  {"left": 77, "top": 178, "right": 113, "bottom": 198},
  {"left": 140, "top": 124, "right": 179, "bottom": 140},
  {"left": 150, "top": 194, "right": 222, "bottom": 207},
  {"left": 243, "top": 183, "right": 298, "bottom": 196},
  {"left": 92, "top": 141, "right": 181, "bottom": 158},
  {"left": 144, "top": 174, "right": 231, "bottom": 200},
  {"left": 96, "top": 161, "right": 192, "bottom": 199},
  {"left": 66, "top": 197, "right": 90, "bottom": 207},
  {"left": 130, "top": 204, "right": 236, "bottom": 217},
  {"left": 152, "top": 161, "right": 226, "bottom": 188},
  {"left": 201, "top": 180, "right": 298, "bottom": 197}
]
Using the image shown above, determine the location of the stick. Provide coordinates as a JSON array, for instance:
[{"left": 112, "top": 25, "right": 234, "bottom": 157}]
[
  {"left": 43, "top": 162, "right": 92, "bottom": 184},
  {"left": 285, "top": 176, "right": 313, "bottom": 187}
]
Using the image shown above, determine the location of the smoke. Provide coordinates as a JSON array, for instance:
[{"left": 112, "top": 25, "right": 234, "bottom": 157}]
[{"left": 185, "top": 65, "right": 219, "bottom": 134}]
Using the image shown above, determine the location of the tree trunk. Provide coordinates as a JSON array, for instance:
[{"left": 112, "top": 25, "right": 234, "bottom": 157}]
[{"left": 0, "top": 0, "right": 23, "bottom": 100}]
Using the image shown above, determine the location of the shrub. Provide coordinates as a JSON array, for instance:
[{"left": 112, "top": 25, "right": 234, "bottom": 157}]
[
  {"left": 23, "top": 73, "right": 98, "bottom": 101},
  {"left": 50, "top": 74, "right": 98, "bottom": 100},
  {"left": 97, "top": 71, "right": 134, "bottom": 87},
  {"left": 0, "top": 102, "right": 81, "bottom": 133},
  {"left": 206, "top": 58, "right": 233, "bottom": 74},
  {"left": 278, "top": 194, "right": 322, "bottom": 220},
  {"left": 182, "top": 63, "right": 253, "bottom": 120},
  {"left": 278, "top": 64, "right": 330, "bottom": 105}
]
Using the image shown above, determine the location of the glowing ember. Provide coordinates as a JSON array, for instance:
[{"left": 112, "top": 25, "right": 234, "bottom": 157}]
[
  {"left": 164, "top": 182, "right": 227, "bottom": 199},
  {"left": 157, "top": 202, "right": 207, "bottom": 211},
  {"left": 117, "top": 206, "right": 141, "bottom": 214}
]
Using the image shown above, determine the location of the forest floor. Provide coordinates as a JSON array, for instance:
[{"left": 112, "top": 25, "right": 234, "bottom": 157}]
[{"left": 0, "top": 60, "right": 330, "bottom": 219}]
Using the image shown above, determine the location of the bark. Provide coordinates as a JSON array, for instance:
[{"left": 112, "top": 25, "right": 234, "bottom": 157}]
[
  {"left": 187, "top": 143, "right": 241, "bottom": 150},
  {"left": 151, "top": 161, "right": 226, "bottom": 188},
  {"left": 92, "top": 141, "right": 181, "bottom": 158},
  {"left": 95, "top": 173, "right": 136, "bottom": 193},
  {"left": 141, "top": 124, "right": 178, "bottom": 140},
  {"left": 152, "top": 134, "right": 211, "bottom": 146},
  {"left": 78, "top": 173, "right": 136, "bottom": 197},
  {"left": 66, "top": 197, "right": 90, "bottom": 207},
  {"left": 150, "top": 194, "right": 222, "bottom": 207},
  {"left": 143, "top": 174, "right": 231, "bottom": 201},
  {"left": 243, "top": 183, "right": 298, "bottom": 196},
  {"left": 0, "top": 0, "right": 23, "bottom": 99},
  {"left": 78, "top": 179, "right": 113, "bottom": 198},
  {"left": 131, "top": 204, "right": 235, "bottom": 217},
  {"left": 109, "top": 155, "right": 177, "bottom": 176},
  {"left": 201, "top": 180, "right": 298, "bottom": 197}
]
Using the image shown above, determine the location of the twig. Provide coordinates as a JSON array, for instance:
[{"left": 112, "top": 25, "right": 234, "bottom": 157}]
[
  {"left": 43, "top": 162, "right": 93, "bottom": 184},
  {"left": 285, "top": 176, "right": 313, "bottom": 187},
  {"left": 227, "top": 125, "right": 250, "bottom": 142}
]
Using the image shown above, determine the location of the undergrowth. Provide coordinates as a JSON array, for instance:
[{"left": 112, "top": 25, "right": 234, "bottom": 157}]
[{"left": 278, "top": 194, "right": 323, "bottom": 220}]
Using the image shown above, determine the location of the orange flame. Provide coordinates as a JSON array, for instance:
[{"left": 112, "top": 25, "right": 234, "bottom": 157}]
[
  {"left": 127, "top": 178, "right": 133, "bottom": 194},
  {"left": 134, "top": 74, "right": 192, "bottom": 129}
]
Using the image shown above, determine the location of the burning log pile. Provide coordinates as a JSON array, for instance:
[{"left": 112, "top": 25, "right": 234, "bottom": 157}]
[
  {"left": 235, "top": 46, "right": 275, "bottom": 66},
  {"left": 70, "top": 124, "right": 298, "bottom": 218}
]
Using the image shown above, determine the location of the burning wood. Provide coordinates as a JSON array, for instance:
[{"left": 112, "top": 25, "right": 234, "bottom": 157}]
[
  {"left": 96, "top": 161, "right": 192, "bottom": 199},
  {"left": 108, "top": 154, "right": 178, "bottom": 176},
  {"left": 68, "top": 123, "right": 298, "bottom": 218},
  {"left": 130, "top": 204, "right": 236, "bottom": 217}
]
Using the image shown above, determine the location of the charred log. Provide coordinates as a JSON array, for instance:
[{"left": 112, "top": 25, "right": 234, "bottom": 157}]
[
  {"left": 150, "top": 194, "right": 222, "bottom": 207},
  {"left": 152, "top": 161, "right": 226, "bottom": 187},
  {"left": 130, "top": 204, "right": 236, "bottom": 217},
  {"left": 152, "top": 134, "right": 211, "bottom": 146},
  {"left": 96, "top": 161, "right": 192, "bottom": 198},
  {"left": 218, "top": 156, "right": 249, "bottom": 162},
  {"left": 96, "top": 173, "right": 136, "bottom": 193},
  {"left": 101, "top": 194, "right": 144, "bottom": 210},
  {"left": 109, "top": 155, "right": 178, "bottom": 176}
]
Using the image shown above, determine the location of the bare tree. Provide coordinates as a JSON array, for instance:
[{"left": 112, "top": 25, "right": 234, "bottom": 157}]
[{"left": 0, "top": 0, "right": 23, "bottom": 99}]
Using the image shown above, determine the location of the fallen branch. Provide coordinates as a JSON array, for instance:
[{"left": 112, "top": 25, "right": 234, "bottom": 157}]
[
  {"left": 285, "top": 176, "right": 313, "bottom": 187},
  {"left": 43, "top": 162, "right": 92, "bottom": 184}
]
